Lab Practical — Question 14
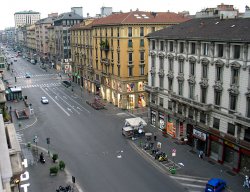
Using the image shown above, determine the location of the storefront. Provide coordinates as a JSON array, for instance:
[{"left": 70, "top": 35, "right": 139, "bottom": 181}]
[
  {"left": 209, "top": 135, "right": 221, "bottom": 161},
  {"left": 166, "top": 115, "right": 176, "bottom": 138},
  {"left": 158, "top": 113, "right": 165, "bottom": 130},
  {"left": 192, "top": 128, "right": 207, "bottom": 153},
  {"left": 223, "top": 141, "right": 236, "bottom": 167},
  {"left": 151, "top": 110, "right": 156, "bottom": 126},
  {"left": 186, "top": 124, "right": 194, "bottom": 146},
  {"left": 240, "top": 148, "right": 250, "bottom": 172},
  {"left": 138, "top": 93, "right": 146, "bottom": 107}
]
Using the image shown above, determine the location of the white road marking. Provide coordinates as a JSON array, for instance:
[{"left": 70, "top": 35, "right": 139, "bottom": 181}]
[{"left": 40, "top": 87, "right": 70, "bottom": 117}]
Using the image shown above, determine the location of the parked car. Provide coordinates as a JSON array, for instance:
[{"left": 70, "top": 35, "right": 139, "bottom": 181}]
[
  {"left": 205, "top": 178, "right": 226, "bottom": 192},
  {"left": 14, "top": 58, "right": 17, "bottom": 62},
  {"left": 62, "top": 80, "right": 71, "bottom": 88},
  {"left": 41, "top": 97, "right": 49, "bottom": 104},
  {"left": 25, "top": 73, "right": 31, "bottom": 78}
]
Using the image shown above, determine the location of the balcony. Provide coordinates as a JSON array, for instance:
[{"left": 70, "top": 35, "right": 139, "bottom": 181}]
[
  {"left": 144, "top": 85, "right": 158, "bottom": 93},
  {"left": 101, "top": 58, "right": 110, "bottom": 66}
]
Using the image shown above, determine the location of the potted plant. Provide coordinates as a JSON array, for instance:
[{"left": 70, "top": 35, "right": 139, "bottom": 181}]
[
  {"left": 59, "top": 160, "right": 65, "bottom": 170},
  {"left": 52, "top": 154, "right": 58, "bottom": 163},
  {"left": 50, "top": 166, "right": 59, "bottom": 176}
]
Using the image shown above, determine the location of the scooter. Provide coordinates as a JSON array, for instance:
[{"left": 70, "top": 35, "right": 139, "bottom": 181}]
[
  {"left": 40, "top": 152, "right": 45, "bottom": 164},
  {"left": 158, "top": 153, "right": 168, "bottom": 162}
]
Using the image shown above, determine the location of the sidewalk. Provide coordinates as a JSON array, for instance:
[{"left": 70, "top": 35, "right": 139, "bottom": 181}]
[{"left": 132, "top": 125, "right": 244, "bottom": 191}]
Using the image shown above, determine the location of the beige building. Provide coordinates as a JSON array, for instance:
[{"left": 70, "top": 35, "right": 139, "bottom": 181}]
[
  {"left": 35, "top": 13, "right": 58, "bottom": 64},
  {"left": 71, "top": 11, "right": 189, "bottom": 109},
  {"left": 26, "top": 24, "right": 36, "bottom": 59}
]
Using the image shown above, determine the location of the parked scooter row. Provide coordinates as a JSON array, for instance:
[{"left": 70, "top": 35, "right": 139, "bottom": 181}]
[
  {"left": 143, "top": 142, "right": 168, "bottom": 162},
  {"left": 56, "top": 185, "right": 73, "bottom": 192}
]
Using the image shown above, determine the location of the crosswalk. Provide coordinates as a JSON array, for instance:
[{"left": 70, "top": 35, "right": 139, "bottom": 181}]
[
  {"left": 169, "top": 174, "right": 208, "bottom": 192},
  {"left": 20, "top": 82, "right": 61, "bottom": 89},
  {"left": 16, "top": 132, "right": 23, "bottom": 142},
  {"left": 16, "top": 73, "right": 55, "bottom": 79}
]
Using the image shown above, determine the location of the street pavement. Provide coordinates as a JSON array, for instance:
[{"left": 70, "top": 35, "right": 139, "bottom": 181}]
[{"left": 6, "top": 69, "right": 247, "bottom": 192}]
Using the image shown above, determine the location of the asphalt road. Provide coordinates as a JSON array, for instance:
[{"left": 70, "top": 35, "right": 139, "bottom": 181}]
[{"left": 6, "top": 53, "right": 188, "bottom": 192}]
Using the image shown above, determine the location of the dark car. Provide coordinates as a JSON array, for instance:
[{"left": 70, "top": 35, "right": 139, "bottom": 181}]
[
  {"left": 205, "top": 178, "right": 226, "bottom": 192},
  {"left": 62, "top": 80, "right": 71, "bottom": 88},
  {"left": 25, "top": 73, "right": 31, "bottom": 78}
]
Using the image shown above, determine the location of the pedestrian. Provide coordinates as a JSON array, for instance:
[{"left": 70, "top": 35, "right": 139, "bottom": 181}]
[
  {"left": 199, "top": 150, "right": 204, "bottom": 159},
  {"left": 243, "top": 175, "right": 250, "bottom": 188},
  {"left": 154, "top": 135, "right": 157, "bottom": 141}
]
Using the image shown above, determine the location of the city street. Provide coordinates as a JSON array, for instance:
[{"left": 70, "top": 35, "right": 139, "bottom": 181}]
[{"left": 6, "top": 55, "right": 188, "bottom": 192}]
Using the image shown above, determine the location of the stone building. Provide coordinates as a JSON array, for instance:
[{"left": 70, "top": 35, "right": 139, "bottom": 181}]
[{"left": 146, "top": 17, "right": 250, "bottom": 172}]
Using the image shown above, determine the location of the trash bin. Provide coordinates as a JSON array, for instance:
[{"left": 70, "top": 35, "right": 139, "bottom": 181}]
[{"left": 169, "top": 167, "right": 176, "bottom": 174}]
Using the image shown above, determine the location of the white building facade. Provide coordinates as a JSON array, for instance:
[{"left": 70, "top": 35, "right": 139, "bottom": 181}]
[
  {"left": 14, "top": 10, "right": 40, "bottom": 28},
  {"left": 146, "top": 17, "right": 250, "bottom": 173}
]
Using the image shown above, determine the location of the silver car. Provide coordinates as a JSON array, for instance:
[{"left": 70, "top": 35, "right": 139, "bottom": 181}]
[{"left": 41, "top": 97, "right": 49, "bottom": 104}]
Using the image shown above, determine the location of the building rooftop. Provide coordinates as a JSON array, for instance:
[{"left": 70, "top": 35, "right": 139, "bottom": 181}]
[
  {"left": 147, "top": 17, "right": 250, "bottom": 42},
  {"left": 14, "top": 10, "right": 40, "bottom": 15},
  {"left": 54, "top": 12, "right": 83, "bottom": 21},
  {"left": 91, "top": 10, "right": 190, "bottom": 26}
]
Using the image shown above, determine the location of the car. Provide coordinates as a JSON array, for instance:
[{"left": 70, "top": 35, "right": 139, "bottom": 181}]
[
  {"left": 205, "top": 178, "right": 226, "bottom": 192},
  {"left": 14, "top": 59, "right": 17, "bottom": 62},
  {"left": 25, "top": 73, "right": 31, "bottom": 78},
  {"left": 41, "top": 97, "right": 49, "bottom": 104}
]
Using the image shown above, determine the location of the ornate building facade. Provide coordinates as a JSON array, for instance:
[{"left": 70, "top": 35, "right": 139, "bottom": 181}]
[
  {"left": 146, "top": 17, "right": 250, "bottom": 172},
  {"left": 71, "top": 11, "right": 189, "bottom": 109}
]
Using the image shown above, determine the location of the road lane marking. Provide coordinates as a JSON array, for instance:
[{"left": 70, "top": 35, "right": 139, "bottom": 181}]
[{"left": 40, "top": 87, "right": 70, "bottom": 116}]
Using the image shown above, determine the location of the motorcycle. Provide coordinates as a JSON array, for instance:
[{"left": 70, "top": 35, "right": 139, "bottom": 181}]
[
  {"left": 56, "top": 185, "right": 72, "bottom": 192},
  {"left": 155, "top": 151, "right": 164, "bottom": 160},
  {"left": 144, "top": 142, "right": 154, "bottom": 150},
  {"left": 151, "top": 148, "right": 159, "bottom": 155},
  {"left": 39, "top": 152, "right": 45, "bottom": 164}
]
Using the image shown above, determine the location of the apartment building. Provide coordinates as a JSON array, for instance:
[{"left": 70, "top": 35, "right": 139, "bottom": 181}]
[
  {"left": 71, "top": 10, "right": 189, "bottom": 109},
  {"left": 26, "top": 24, "right": 36, "bottom": 60},
  {"left": 146, "top": 17, "right": 250, "bottom": 172}
]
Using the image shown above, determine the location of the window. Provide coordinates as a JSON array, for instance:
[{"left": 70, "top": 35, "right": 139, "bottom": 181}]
[
  {"left": 168, "top": 100, "right": 172, "bottom": 110},
  {"left": 189, "top": 84, "right": 195, "bottom": 99},
  {"left": 202, "top": 64, "right": 208, "bottom": 78},
  {"left": 159, "top": 97, "right": 164, "bottom": 107},
  {"left": 152, "top": 40, "right": 155, "bottom": 50},
  {"left": 247, "top": 98, "right": 250, "bottom": 118},
  {"left": 128, "top": 39, "right": 133, "bottom": 47},
  {"left": 118, "top": 65, "right": 120, "bottom": 76},
  {"left": 168, "top": 79, "right": 173, "bottom": 91},
  {"left": 160, "top": 57, "right": 164, "bottom": 69},
  {"left": 140, "top": 27, "right": 144, "bottom": 37},
  {"left": 229, "top": 94, "right": 237, "bottom": 111},
  {"left": 159, "top": 77, "right": 164, "bottom": 89},
  {"left": 218, "top": 44, "right": 224, "bottom": 57},
  {"left": 117, "top": 39, "right": 120, "bottom": 47},
  {"left": 201, "top": 87, "right": 207, "bottom": 104},
  {"left": 140, "top": 65, "right": 145, "bottom": 75},
  {"left": 160, "top": 41, "right": 164, "bottom": 51},
  {"left": 151, "top": 75, "right": 155, "bottom": 87},
  {"left": 233, "top": 45, "right": 240, "bottom": 59},
  {"left": 140, "top": 39, "right": 144, "bottom": 47},
  {"left": 200, "top": 112, "right": 206, "bottom": 124},
  {"left": 169, "top": 59, "right": 173, "bottom": 71},
  {"left": 244, "top": 128, "right": 250, "bottom": 142},
  {"left": 128, "top": 27, "right": 132, "bottom": 37},
  {"left": 117, "top": 27, "right": 120, "bottom": 37},
  {"left": 179, "top": 42, "right": 184, "bottom": 53},
  {"left": 213, "top": 118, "right": 220, "bottom": 129},
  {"left": 151, "top": 56, "right": 155, "bottom": 68},
  {"left": 151, "top": 27, "right": 155, "bottom": 32},
  {"left": 151, "top": 95, "right": 156, "bottom": 104},
  {"left": 178, "top": 82, "right": 183, "bottom": 96},
  {"left": 231, "top": 68, "right": 239, "bottom": 84},
  {"left": 179, "top": 61, "right": 184, "bottom": 73},
  {"left": 203, "top": 43, "right": 208, "bottom": 56},
  {"left": 214, "top": 91, "right": 221, "bottom": 106},
  {"left": 228, "top": 123, "right": 235, "bottom": 135},
  {"left": 189, "top": 108, "right": 194, "bottom": 118},
  {"left": 190, "top": 62, "right": 195, "bottom": 76},
  {"left": 140, "top": 52, "right": 144, "bottom": 63},
  {"left": 128, "top": 67, "right": 133, "bottom": 76},
  {"left": 191, "top": 42, "right": 196, "bottom": 54},
  {"left": 169, "top": 41, "right": 173, "bottom": 52},
  {"left": 128, "top": 52, "right": 133, "bottom": 65},
  {"left": 117, "top": 52, "right": 120, "bottom": 63},
  {"left": 216, "top": 66, "right": 222, "bottom": 81}
]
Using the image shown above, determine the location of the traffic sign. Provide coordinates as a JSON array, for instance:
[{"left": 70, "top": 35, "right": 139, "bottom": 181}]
[{"left": 172, "top": 148, "right": 176, "bottom": 157}]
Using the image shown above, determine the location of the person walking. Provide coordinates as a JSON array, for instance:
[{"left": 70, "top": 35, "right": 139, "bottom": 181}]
[
  {"left": 199, "top": 150, "right": 204, "bottom": 159},
  {"left": 243, "top": 175, "right": 250, "bottom": 188}
]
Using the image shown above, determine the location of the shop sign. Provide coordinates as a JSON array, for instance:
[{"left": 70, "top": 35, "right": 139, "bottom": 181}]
[
  {"left": 193, "top": 129, "right": 206, "bottom": 141},
  {"left": 167, "top": 122, "right": 176, "bottom": 138},
  {"left": 159, "top": 114, "right": 165, "bottom": 130},
  {"left": 225, "top": 141, "right": 234, "bottom": 148},
  {"left": 172, "top": 148, "right": 176, "bottom": 157},
  {"left": 19, "top": 159, "right": 30, "bottom": 191}
]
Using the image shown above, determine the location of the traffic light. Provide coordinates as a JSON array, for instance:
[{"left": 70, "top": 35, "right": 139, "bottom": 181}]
[{"left": 46, "top": 137, "right": 50, "bottom": 144}]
